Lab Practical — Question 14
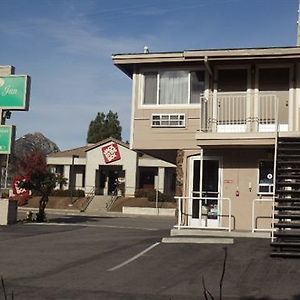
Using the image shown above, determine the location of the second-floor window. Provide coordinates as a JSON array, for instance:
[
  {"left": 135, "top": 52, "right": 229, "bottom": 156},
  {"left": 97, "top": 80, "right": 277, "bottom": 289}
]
[{"left": 143, "top": 70, "right": 205, "bottom": 105}]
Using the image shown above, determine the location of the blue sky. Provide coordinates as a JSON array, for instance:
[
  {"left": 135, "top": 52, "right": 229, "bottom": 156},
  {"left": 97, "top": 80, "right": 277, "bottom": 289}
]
[{"left": 0, "top": 0, "right": 298, "bottom": 150}]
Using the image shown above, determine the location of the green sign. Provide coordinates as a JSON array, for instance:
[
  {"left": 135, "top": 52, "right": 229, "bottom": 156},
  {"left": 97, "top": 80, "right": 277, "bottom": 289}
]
[
  {"left": 0, "top": 125, "right": 15, "bottom": 154},
  {"left": 0, "top": 75, "right": 30, "bottom": 110}
]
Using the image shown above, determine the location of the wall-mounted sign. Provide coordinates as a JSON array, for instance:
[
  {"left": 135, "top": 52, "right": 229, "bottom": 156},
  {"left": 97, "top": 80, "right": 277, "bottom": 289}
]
[
  {"left": 0, "top": 75, "right": 30, "bottom": 110},
  {"left": 0, "top": 125, "right": 15, "bottom": 154},
  {"left": 101, "top": 143, "right": 121, "bottom": 164}
]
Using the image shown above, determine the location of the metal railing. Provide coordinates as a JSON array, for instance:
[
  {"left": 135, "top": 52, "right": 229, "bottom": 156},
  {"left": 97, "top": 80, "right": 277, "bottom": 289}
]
[
  {"left": 217, "top": 92, "right": 247, "bottom": 132},
  {"left": 175, "top": 196, "right": 232, "bottom": 232},
  {"left": 80, "top": 186, "right": 96, "bottom": 212},
  {"left": 252, "top": 198, "right": 274, "bottom": 233},
  {"left": 200, "top": 92, "right": 279, "bottom": 133}
]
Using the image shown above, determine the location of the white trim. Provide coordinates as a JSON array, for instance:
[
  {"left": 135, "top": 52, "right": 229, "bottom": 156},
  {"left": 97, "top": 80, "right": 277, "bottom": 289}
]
[
  {"left": 140, "top": 69, "right": 206, "bottom": 107},
  {"left": 296, "top": 63, "right": 300, "bottom": 131},
  {"left": 289, "top": 65, "right": 294, "bottom": 131},
  {"left": 187, "top": 155, "right": 223, "bottom": 228},
  {"left": 130, "top": 73, "right": 137, "bottom": 149},
  {"left": 151, "top": 113, "right": 186, "bottom": 128}
]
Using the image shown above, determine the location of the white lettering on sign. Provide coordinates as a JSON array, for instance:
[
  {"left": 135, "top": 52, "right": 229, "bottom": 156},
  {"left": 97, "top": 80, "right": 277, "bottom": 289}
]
[{"left": 1, "top": 85, "right": 17, "bottom": 96}]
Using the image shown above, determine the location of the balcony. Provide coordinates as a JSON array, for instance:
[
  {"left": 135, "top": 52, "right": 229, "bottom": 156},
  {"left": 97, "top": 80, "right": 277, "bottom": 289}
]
[{"left": 197, "top": 92, "right": 287, "bottom": 146}]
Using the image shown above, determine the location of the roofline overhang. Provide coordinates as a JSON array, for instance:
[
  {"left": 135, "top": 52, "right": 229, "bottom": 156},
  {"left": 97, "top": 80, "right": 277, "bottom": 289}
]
[{"left": 112, "top": 46, "right": 300, "bottom": 77}]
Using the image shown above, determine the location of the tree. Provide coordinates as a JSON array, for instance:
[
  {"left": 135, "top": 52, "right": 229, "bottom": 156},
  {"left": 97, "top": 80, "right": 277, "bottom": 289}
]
[
  {"left": 87, "top": 110, "right": 122, "bottom": 143},
  {"left": 17, "top": 151, "right": 66, "bottom": 222}
]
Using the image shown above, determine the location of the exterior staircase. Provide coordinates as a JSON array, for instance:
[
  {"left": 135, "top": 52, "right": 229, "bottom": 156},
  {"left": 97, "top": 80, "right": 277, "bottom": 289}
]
[
  {"left": 85, "top": 195, "right": 111, "bottom": 212},
  {"left": 271, "top": 137, "right": 300, "bottom": 257}
]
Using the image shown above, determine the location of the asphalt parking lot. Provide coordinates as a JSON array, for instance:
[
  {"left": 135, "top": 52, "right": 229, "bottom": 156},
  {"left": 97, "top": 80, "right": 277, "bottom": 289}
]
[{"left": 1, "top": 213, "right": 300, "bottom": 299}]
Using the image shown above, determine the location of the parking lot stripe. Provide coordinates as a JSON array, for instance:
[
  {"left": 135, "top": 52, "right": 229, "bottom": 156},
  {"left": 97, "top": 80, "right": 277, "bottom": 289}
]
[{"left": 107, "top": 242, "right": 160, "bottom": 272}]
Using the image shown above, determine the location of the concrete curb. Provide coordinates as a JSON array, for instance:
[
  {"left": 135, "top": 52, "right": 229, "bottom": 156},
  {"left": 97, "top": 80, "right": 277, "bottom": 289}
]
[
  {"left": 18, "top": 207, "right": 175, "bottom": 219},
  {"left": 122, "top": 206, "right": 176, "bottom": 216},
  {"left": 162, "top": 237, "right": 234, "bottom": 244}
]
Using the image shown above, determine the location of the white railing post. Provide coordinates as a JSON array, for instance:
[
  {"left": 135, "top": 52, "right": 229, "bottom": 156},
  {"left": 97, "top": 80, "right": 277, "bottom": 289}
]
[
  {"left": 177, "top": 197, "right": 181, "bottom": 230},
  {"left": 252, "top": 199, "right": 255, "bottom": 233},
  {"left": 252, "top": 198, "right": 274, "bottom": 233},
  {"left": 228, "top": 198, "right": 232, "bottom": 232}
]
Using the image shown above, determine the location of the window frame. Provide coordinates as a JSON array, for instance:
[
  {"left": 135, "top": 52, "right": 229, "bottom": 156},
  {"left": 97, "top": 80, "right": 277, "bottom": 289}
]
[
  {"left": 151, "top": 113, "right": 186, "bottom": 128},
  {"left": 141, "top": 69, "right": 206, "bottom": 107}
]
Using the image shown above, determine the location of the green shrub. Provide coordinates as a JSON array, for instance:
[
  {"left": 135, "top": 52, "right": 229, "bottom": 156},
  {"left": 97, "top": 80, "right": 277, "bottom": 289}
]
[
  {"left": 134, "top": 189, "right": 175, "bottom": 202},
  {"left": 32, "top": 189, "right": 85, "bottom": 197}
]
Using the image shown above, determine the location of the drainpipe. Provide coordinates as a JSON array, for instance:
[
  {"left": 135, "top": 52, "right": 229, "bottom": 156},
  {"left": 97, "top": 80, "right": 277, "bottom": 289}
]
[
  {"left": 204, "top": 56, "right": 213, "bottom": 77},
  {"left": 297, "top": 0, "right": 300, "bottom": 46}
]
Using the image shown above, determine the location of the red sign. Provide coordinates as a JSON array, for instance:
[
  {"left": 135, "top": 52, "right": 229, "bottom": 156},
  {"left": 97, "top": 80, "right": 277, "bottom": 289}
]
[{"left": 101, "top": 143, "right": 121, "bottom": 164}]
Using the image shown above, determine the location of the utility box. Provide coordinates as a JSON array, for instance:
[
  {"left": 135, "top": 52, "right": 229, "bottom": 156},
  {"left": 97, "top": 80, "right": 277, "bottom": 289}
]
[{"left": 0, "top": 199, "right": 17, "bottom": 225}]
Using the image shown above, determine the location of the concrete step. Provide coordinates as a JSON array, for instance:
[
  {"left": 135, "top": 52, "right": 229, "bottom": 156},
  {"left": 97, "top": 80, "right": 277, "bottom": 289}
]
[
  {"left": 161, "top": 236, "right": 234, "bottom": 244},
  {"left": 170, "top": 228, "right": 270, "bottom": 238},
  {"left": 85, "top": 196, "right": 111, "bottom": 212}
]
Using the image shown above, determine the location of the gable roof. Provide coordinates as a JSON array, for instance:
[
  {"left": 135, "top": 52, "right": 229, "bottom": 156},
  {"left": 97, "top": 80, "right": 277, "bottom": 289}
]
[
  {"left": 47, "top": 145, "right": 89, "bottom": 158},
  {"left": 85, "top": 137, "right": 129, "bottom": 152}
]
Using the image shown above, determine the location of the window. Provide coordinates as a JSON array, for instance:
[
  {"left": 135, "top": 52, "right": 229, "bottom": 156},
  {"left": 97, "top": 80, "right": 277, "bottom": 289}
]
[
  {"left": 151, "top": 114, "right": 185, "bottom": 127},
  {"left": 258, "top": 161, "right": 274, "bottom": 194},
  {"left": 143, "top": 70, "right": 205, "bottom": 105}
]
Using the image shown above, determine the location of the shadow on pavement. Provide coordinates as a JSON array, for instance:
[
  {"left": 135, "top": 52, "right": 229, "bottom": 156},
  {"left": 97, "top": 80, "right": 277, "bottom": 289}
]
[{"left": 48, "top": 215, "right": 115, "bottom": 224}]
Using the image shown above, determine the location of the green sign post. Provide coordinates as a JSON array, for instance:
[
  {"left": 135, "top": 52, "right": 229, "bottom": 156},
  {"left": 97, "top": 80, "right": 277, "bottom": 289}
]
[
  {"left": 0, "top": 75, "right": 30, "bottom": 110},
  {"left": 0, "top": 125, "right": 15, "bottom": 154}
]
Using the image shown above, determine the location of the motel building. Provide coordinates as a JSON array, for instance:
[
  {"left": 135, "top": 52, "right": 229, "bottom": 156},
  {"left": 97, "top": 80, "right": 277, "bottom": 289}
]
[
  {"left": 47, "top": 138, "right": 176, "bottom": 199},
  {"left": 112, "top": 46, "right": 300, "bottom": 257}
]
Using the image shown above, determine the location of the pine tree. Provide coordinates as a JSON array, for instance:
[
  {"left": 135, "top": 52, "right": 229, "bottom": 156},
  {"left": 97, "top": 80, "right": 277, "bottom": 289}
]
[{"left": 87, "top": 110, "right": 122, "bottom": 143}]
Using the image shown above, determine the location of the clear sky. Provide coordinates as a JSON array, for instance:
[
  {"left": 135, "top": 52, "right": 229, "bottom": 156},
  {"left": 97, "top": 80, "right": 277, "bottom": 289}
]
[{"left": 0, "top": 0, "right": 298, "bottom": 150}]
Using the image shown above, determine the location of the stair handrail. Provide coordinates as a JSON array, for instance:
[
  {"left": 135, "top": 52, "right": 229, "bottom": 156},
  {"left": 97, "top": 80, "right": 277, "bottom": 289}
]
[
  {"left": 271, "top": 96, "right": 280, "bottom": 242},
  {"left": 80, "top": 186, "right": 96, "bottom": 212}
]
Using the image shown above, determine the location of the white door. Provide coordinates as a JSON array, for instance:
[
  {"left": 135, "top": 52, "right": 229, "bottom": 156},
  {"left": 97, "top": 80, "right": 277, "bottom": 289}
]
[{"left": 189, "top": 156, "right": 221, "bottom": 228}]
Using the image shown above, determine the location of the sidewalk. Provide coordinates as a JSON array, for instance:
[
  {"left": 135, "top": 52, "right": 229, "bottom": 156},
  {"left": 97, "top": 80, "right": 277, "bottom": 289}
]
[{"left": 17, "top": 206, "right": 174, "bottom": 219}]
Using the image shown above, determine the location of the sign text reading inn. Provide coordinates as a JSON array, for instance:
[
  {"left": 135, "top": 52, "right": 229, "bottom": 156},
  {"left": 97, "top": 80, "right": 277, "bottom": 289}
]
[{"left": 0, "top": 75, "right": 30, "bottom": 110}]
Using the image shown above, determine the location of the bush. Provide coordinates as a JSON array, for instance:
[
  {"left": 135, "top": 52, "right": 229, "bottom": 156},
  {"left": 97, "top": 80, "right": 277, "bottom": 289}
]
[
  {"left": 134, "top": 189, "right": 175, "bottom": 202},
  {"left": 31, "top": 189, "right": 85, "bottom": 197},
  {"left": 51, "top": 189, "right": 85, "bottom": 197}
]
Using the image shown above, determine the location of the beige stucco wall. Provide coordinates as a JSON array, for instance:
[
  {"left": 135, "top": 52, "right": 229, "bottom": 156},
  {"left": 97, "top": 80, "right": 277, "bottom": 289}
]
[{"left": 85, "top": 142, "right": 137, "bottom": 197}]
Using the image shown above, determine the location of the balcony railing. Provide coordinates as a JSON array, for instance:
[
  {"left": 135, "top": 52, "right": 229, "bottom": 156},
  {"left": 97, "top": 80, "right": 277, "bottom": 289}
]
[{"left": 200, "top": 92, "right": 279, "bottom": 133}]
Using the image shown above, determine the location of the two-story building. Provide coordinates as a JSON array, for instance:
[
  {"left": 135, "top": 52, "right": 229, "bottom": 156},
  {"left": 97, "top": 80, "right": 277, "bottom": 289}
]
[{"left": 112, "top": 47, "right": 300, "bottom": 246}]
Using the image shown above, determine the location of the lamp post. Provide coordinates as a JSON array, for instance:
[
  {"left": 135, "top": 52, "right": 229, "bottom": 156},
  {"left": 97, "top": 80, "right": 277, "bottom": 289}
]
[{"left": 70, "top": 154, "right": 79, "bottom": 203}]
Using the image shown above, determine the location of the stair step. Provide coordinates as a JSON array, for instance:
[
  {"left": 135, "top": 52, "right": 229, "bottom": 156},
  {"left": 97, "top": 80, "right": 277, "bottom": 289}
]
[
  {"left": 276, "top": 182, "right": 300, "bottom": 186},
  {"left": 275, "top": 206, "right": 300, "bottom": 211},
  {"left": 271, "top": 241, "right": 300, "bottom": 247},
  {"left": 270, "top": 251, "right": 300, "bottom": 258},
  {"left": 278, "top": 141, "right": 300, "bottom": 145},
  {"left": 278, "top": 154, "right": 300, "bottom": 158},
  {"left": 277, "top": 168, "right": 300, "bottom": 173},
  {"left": 274, "top": 222, "right": 300, "bottom": 228},
  {"left": 277, "top": 174, "right": 300, "bottom": 179},
  {"left": 277, "top": 161, "right": 300, "bottom": 165},
  {"left": 274, "top": 230, "right": 300, "bottom": 237},
  {"left": 275, "top": 214, "right": 300, "bottom": 220},
  {"left": 276, "top": 197, "right": 300, "bottom": 202},
  {"left": 276, "top": 190, "right": 300, "bottom": 194},
  {"left": 278, "top": 147, "right": 300, "bottom": 151}
]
